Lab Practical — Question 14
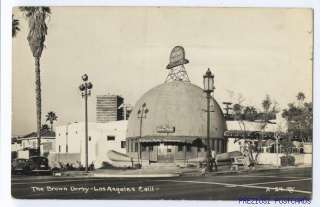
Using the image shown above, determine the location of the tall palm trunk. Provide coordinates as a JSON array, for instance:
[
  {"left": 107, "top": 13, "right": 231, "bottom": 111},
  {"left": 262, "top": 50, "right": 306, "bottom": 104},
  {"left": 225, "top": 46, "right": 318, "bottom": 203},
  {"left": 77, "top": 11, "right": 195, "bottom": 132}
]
[
  {"left": 20, "top": 6, "right": 51, "bottom": 156},
  {"left": 35, "top": 57, "right": 42, "bottom": 155}
]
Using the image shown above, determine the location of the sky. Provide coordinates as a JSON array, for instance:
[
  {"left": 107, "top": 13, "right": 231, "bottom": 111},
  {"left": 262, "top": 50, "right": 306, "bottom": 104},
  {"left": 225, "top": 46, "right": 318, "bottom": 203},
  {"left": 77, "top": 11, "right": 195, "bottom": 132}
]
[{"left": 12, "top": 7, "right": 313, "bottom": 135}]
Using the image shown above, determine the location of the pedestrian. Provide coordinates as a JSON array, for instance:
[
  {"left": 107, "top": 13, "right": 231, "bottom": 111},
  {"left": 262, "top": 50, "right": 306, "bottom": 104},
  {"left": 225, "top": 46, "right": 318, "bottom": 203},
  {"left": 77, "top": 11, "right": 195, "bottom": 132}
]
[
  {"left": 201, "top": 167, "right": 206, "bottom": 176},
  {"left": 211, "top": 150, "right": 218, "bottom": 171},
  {"left": 90, "top": 162, "right": 95, "bottom": 171}
]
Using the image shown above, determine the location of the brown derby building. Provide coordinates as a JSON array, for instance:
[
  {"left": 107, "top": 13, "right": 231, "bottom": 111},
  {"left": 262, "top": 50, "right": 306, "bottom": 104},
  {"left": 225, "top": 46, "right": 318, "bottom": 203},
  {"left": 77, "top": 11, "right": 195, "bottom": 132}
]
[{"left": 126, "top": 80, "right": 227, "bottom": 163}]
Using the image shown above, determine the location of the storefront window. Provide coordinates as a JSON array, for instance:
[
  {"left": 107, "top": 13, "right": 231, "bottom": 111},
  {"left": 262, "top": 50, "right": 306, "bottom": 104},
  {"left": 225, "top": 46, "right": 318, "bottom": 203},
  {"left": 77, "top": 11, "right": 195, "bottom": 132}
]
[
  {"left": 107, "top": 136, "right": 115, "bottom": 141},
  {"left": 121, "top": 141, "right": 126, "bottom": 149},
  {"left": 135, "top": 143, "right": 138, "bottom": 152},
  {"left": 126, "top": 140, "right": 129, "bottom": 152},
  {"left": 178, "top": 145, "right": 183, "bottom": 152}
]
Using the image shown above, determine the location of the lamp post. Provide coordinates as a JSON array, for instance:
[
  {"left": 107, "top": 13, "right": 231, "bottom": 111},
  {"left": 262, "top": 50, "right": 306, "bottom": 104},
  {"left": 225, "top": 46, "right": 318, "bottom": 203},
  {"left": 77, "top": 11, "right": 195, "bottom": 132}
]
[
  {"left": 66, "top": 122, "right": 71, "bottom": 153},
  {"left": 137, "top": 103, "right": 149, "bottom": 166},
  {"left": 79, "top": 74, "right": 93, "bottom": 173},
  {"left": 203, "top": 68, "right": 215, "bottom": 172}
]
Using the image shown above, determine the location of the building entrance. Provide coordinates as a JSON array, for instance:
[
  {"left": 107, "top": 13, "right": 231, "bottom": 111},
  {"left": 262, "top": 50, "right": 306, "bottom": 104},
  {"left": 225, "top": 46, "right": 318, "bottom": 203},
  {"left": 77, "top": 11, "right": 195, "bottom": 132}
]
[{"left": 157, "top": 143, "right": 174, "bottom": 162}]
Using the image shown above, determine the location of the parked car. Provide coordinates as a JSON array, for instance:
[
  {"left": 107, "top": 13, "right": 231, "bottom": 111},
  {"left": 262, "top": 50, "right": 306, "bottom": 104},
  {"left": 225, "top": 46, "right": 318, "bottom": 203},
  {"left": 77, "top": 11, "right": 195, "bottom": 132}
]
[
  {"left": 24, "top": 156, "right": 51, "bottom": 175},
  {"left": 11, "top": 158, "right": 28, "bottom": 175}
]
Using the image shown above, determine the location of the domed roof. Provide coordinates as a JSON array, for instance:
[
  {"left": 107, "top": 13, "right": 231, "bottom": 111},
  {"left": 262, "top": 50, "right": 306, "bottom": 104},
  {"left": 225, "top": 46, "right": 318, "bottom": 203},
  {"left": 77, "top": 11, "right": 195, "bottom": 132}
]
[{"left": 126, "top": 81, "right": 226, "bottom": 141}]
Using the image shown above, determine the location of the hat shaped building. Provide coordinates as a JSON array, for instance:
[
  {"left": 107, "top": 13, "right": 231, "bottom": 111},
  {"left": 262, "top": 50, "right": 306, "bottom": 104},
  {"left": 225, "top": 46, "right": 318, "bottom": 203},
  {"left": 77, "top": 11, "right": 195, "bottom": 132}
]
[{"left": 126, "top": 46, "right": 227, "bottom": 164}]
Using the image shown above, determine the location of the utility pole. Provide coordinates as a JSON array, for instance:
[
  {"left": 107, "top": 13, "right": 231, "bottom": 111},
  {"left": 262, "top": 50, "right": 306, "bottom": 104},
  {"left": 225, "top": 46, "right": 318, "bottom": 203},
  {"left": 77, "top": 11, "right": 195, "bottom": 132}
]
[{"left": 222, "top": 102, "right": 232, "bottom": 119}]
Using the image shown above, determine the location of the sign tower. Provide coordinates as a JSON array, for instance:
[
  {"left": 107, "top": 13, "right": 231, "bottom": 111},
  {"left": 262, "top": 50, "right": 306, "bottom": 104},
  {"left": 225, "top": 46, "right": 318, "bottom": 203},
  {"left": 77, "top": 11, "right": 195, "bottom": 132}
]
[{"left": 165, "top": 46, "right": 190, "bottom": 82}]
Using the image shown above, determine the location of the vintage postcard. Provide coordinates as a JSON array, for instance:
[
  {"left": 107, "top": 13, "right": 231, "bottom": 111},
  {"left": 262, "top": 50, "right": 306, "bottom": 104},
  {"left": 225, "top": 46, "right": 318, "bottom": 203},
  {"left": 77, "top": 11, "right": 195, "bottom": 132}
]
[{"left": 11, "top": 6, "right": 313, "bottom": 202}]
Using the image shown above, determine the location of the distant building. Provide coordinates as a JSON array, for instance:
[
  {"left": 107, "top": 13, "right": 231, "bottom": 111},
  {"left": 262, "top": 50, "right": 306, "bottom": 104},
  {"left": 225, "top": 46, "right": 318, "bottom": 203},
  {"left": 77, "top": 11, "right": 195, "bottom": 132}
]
[
  {"left": 11, "top": 129, "right": 56, "bottom": 159},
  {"left": 96, "top": 95, "right": 124, "bottom": 123},
  {"left": 52, "top": 121, "right": 127, "bottom": 168},
  {"left": 224, "top": 116, "right": 311, "bottom": 166},
  {"left": 225, "top": 119, "right": 287, "bottom": 153}
]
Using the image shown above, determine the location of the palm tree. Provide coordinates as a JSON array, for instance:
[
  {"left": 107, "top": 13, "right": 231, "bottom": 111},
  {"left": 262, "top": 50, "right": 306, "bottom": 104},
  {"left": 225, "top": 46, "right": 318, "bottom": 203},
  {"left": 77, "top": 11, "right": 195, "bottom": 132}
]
[
  {"left": 232, "top": 103, "right": 247, "bottom": 142},
  {"left": 243, "top": 106, "right": 258, "bottom": 121},
  {"left": 12, "top": 14, "right": 20, "bottom": 37},
  {"left": 45, "top": 111, "right": 58, "bottom": 131},
  {"left": 20, "top": 7, "right": 51, "bottom": 155},
  {"left": 232, "top": 103, "right": 242, "bottom": 120},
  {"left": 296, "top": 92, "right": 305, "bottom": 107}
]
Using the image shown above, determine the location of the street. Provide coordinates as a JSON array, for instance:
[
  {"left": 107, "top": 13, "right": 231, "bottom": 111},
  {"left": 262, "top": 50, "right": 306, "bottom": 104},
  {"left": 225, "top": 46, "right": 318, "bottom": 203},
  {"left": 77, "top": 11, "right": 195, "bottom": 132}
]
[{"left": 11, "top": 167, "right": 312, "bottom": 200}]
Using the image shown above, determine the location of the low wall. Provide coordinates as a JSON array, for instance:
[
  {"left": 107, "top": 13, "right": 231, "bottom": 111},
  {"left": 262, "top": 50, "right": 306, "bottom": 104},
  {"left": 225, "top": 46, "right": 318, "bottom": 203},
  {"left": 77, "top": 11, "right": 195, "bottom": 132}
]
[
  {"left": 304, "top": 143, "right": 312, "bottom": 154},
  {"left": 17, "top": 150, "right": 30, "bottom": 159},
  {"left": 48, "top": 153, "right": 81, "bottom": 168},
  {"left": 256, "top": 153, "right": 312, "bottom": 166}
]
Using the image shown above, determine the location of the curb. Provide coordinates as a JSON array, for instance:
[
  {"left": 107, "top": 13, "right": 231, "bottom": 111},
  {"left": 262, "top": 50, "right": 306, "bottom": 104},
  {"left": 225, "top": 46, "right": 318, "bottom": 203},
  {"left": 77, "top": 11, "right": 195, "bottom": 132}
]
[
  {"left": 92, "top": 173, "right": 180, "bottom": 178},
  {"left": 181, "top": 166, "right": 312, "bottom": 176}
]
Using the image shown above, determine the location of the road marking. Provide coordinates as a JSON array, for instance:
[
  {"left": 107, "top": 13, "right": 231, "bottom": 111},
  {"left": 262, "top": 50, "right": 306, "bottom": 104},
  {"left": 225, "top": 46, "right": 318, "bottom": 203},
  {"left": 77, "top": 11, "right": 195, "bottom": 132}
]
[
  {"left": 156, "top": 179, "right": 312, "bottom": 195},
  {"left": 222, "top": 175, "right": 310, "bottom": 179},
  {"left": 12, "top": 178, "right": 107, "bottom": 185},
  {"left": 245, "top": 178, "right": 312, "bottom": 186}
]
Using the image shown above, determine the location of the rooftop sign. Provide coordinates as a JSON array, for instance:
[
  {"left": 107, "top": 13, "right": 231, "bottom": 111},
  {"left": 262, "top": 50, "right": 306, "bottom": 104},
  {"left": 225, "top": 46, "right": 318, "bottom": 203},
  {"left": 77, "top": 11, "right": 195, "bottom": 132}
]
[
  {"left": 166, "top": 46, "right": 189, "bottom": 69},
  {"left": 156, "top": 125, "right": 176, "bottom": 133}
]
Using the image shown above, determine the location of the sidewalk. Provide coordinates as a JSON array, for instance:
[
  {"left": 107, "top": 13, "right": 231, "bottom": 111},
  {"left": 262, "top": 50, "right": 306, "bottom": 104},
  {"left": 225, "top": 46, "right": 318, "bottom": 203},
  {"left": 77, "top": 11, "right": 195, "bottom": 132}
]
[
  {"left": 55, "top": 164, "right": 311, "bottom": 178},
  {"left": 199, "top": 164, "right": 312, "bottom": 176},
  {"left": 57, "top": 165, "right": 187, "bottom": 178}
]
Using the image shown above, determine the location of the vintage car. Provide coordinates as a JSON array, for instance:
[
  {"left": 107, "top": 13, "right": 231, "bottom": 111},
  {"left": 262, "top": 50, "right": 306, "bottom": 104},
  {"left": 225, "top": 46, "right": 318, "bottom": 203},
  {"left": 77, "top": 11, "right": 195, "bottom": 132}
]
[
  {"left": 24, "top": 156, "right": 51, "bottom": 175},
  {"left": 11, "top": 158, "right": 28, "bottom": 174}
]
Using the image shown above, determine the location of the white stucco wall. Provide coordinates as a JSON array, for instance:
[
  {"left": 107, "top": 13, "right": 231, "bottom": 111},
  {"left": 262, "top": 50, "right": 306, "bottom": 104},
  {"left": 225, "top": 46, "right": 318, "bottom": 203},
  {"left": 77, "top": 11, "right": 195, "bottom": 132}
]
[
  {"left": 55, "top": 121, "right": 127, "bottom": 167},
  {"left": 256, "top": 153, "right": 312, "bottom": 166}
]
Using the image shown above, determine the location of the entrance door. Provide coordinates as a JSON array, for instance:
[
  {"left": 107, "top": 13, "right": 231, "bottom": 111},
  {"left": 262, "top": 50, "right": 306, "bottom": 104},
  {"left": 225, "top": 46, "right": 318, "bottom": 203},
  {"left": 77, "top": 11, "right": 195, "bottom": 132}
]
[{"left": 157, "top": 143, "right": 174, "bottom": 162}]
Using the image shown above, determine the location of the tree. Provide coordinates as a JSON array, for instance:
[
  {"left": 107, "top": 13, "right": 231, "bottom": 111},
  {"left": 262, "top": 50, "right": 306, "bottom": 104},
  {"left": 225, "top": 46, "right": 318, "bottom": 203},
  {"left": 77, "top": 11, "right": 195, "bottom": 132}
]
[
  {"left": 282, "top": 92, "right": 312, "bottom": 142},
  {"left": 20, "top": 7, "right": 51, "bottom": 155},
  {"left": 255, "top": 95, "right": 279, "bottom": 161},
  {"left": 41, "top": 124, "right": 50, "bottom": 131},
  {"left": 262, "top": 95, "right": 272, "bottom": 116},
  {"left": 232, "top": 103, "right": 243, "bottom": 120},
  {"left": 232, "top": 103, "right": 248, "bottom": 143},
  {"left": 45, "top": 111, "right": 58, "bottom": 131},
  {"left": 296, "top": 92, "right": 305, "bottom": 106},
  {"left": 261, "top": 95, "right": 279, "bottom": 129},
  {"left": 12, "top": 14, "right": 20, "bottom": 37},
  {"left": 243, "top": 106, "right": 258, "bottom": 121}
]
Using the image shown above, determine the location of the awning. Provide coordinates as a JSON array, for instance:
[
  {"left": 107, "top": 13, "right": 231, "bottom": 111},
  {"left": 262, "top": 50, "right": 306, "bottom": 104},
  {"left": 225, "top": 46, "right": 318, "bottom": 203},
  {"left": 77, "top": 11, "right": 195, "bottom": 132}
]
[
  {"left": 128, "top": 136, "right": 225, "bottom": 144},
  {"left": 139, "top": 138, "right": 194, "bottom": 144}
]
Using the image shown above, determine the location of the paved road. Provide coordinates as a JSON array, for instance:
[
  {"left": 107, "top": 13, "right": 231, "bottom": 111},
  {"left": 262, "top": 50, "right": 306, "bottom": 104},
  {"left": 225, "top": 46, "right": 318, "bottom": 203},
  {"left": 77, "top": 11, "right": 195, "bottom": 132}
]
[{"left": 11, "top": 167, "right": 312, "bottom": 200}]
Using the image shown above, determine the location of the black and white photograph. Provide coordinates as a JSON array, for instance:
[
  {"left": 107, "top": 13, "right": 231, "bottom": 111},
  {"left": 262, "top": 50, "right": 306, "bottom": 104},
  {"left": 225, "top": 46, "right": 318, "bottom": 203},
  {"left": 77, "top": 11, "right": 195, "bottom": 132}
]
[{"left": 2, "top": 2, "right": 318, "bottom": 205}]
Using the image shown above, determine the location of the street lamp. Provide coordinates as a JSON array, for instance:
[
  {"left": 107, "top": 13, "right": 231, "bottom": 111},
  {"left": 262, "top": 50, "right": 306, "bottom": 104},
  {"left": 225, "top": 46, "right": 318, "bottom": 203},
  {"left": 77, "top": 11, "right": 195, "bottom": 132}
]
[
  {"left": 137, "top": 103, "right": 149, "bottom": 166},
  {"left": 203, "top": 68, "right": 215, "bottom": 172},
  {"left": 66, "top": 122, "right": 71, "bottom": 153},
  {"left": 79, "top": 74, "right": 93, "bottom": 173}
]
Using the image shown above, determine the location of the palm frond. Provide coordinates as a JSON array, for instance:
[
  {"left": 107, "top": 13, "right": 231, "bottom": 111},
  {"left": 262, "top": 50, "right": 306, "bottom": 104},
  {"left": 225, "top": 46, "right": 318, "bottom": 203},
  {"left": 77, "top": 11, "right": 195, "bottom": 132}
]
[
  {"left": 19, "top": 6, "right": 51, "bottom": 57},
  {"left": 46, "top": 111, "right": 58, "bottom": 122},
  {"left": 12, "top": 15, "right": 20, "bottom": 37}
]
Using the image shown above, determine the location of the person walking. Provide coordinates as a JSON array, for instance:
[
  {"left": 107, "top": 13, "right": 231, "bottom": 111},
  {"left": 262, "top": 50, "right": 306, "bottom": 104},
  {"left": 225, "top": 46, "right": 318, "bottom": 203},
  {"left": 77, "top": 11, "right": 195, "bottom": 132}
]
[{"left": 211, "top": 150, "right": 218, "bottom": 171}]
